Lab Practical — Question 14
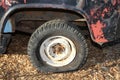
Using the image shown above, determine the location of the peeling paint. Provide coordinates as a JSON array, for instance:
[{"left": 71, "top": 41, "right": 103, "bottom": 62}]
[
  {"left": 0, "top": 0, "right": 120, "bottom": 43},
  {"left": 85, "top": 0, "right": 120, "bottom": 42}
]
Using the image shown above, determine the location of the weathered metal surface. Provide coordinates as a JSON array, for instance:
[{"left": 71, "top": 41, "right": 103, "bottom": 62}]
[
  {"left": 84, "top": 0, "right": 120, "bottom": 43},
  {"left": 0, "top": 0, "right": 120, "bottom": 44},
  {"left": 15, "top": 11, "right": 86, "bottom": 33}
]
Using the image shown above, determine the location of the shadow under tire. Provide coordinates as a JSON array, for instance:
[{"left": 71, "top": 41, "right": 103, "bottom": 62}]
[{"left": 28, "top": 19, "right": 88, "bottom": 73}]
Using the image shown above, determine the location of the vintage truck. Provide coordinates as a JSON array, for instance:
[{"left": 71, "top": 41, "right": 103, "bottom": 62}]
[{"left": 0, "top": 0, "right": 120, "bottom": 73}]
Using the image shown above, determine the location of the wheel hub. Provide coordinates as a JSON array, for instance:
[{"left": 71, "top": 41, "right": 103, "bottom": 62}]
[
  {"left": 52, "top": 43, "right": 65, "bottom": 55},
  {"left": 40, "top": 36, "right": 76, "bottom": 67}
]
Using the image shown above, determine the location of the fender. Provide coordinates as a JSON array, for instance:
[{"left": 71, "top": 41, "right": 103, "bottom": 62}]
[
  {"left": 0, "top": 3, "right": 94, "bottom": 42},
  {"left": 1, "top": 0, "right": 120, "bottom": 45}
]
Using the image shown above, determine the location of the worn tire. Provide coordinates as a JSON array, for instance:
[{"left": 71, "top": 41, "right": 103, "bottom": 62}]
[{"left": 28, "top": 19, "right": 88, "bottom": 73}]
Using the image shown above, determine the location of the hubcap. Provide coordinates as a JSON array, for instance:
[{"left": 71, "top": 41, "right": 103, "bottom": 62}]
[{"left": 40, "top": 36, "right": 76, "bottom": 67}]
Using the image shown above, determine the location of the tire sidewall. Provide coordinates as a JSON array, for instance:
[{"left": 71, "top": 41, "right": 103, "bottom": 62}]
[{"left": 28, "top": 21, "right": 87, "bottom": 73}]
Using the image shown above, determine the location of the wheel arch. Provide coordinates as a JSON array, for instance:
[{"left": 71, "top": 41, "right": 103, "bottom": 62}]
[{"left": 0, "top": 3, "right": 95, "bottom": 44}]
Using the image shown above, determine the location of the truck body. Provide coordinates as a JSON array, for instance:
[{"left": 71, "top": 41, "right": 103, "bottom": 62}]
[
  {"left": 0, "top": 0, "right": 120, "bottom": 73},
  {"left": 1, "top": 0, "right": 120, "bottom": 44}
]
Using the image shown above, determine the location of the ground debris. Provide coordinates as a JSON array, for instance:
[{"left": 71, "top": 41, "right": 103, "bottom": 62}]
[{"left": 0, "top": 33, "right": 120, "bottom": 80}]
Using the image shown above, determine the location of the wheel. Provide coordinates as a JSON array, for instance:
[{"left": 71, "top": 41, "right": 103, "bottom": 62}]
[{"left": 28, "top": 19, "right": 88, "bottom": 73}]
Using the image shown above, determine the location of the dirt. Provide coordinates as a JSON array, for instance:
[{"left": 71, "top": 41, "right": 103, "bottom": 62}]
[{"left": 0, "top": 32, "right": 120, "bottom": 80}]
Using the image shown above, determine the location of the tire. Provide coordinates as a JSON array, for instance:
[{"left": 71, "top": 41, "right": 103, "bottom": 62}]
[{"left": 28, "top": 19, "right": 88, "bottom": 73}]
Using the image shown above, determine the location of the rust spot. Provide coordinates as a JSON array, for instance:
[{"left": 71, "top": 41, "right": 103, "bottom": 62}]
[
  {"left": 52, "top": 43, "right": 65, "bottom": 55},
  {"left": 91, "top": 20, "right": 108, "bottom": 42}
]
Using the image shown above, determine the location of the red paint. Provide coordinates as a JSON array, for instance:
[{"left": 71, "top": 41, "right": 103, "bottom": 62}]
[
  {"left": 1, "top": 0, "right": 8, "bottom": 10},
  {"left": 90, "top": 9, "right": 98, "bottom": 19},
  {"left": 0, "top": 0, "right": 27, "bottom": 10},
  {"left": 0, "top": 0, "right": 10, "bottom": 10},
  {"left": 112, "top": 0, "right": 117, "bottom": 6},
  {"left": 90, "top": 9, "right": 95, "bottom": 16},
  {"left": 24, "top": 0, "right": 27, "bottom": 4},
  {"left": 102, "top": 8, "right": 108, "bottom": 18},
  {"left": 90, "top": 7, "right": 108, "bottom": 42},
  {"left": 91, "top": 20, "right": 108, "bottom": 43}
]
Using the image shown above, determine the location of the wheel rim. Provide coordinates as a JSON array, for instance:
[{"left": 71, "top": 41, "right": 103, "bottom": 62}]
[{"left": 40, "top": 36, "right": 76, "bottom": 67}]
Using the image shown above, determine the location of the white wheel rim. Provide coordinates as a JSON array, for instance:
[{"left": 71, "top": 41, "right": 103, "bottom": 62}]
[{"left": 40, "top": 36, "right": 76, "bottom": 67}]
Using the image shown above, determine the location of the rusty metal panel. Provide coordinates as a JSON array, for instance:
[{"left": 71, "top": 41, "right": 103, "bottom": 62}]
[
  {"left": 0, "top": 0, "right": 120, "bottom": 44},
  {"left": 83, "top": 0, "right": 120, "bottom": 43}
]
